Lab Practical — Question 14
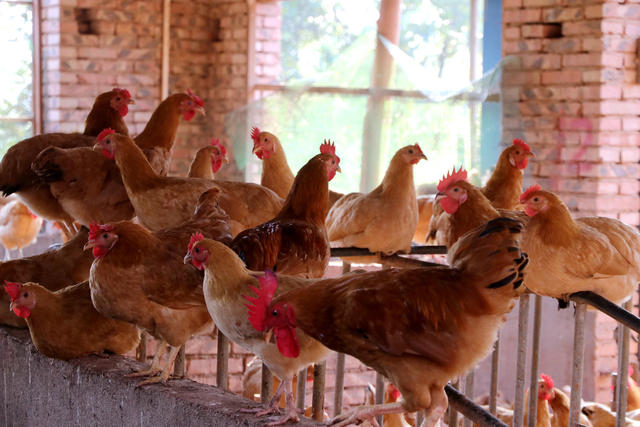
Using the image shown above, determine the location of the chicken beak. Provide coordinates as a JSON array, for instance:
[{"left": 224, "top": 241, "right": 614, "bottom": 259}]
[
  {"left": 183, "top": 254, "right": 192, "bottom": 264},
  {"left": 526, "top": 151, "right": 535, "bottom": 157},
  {"left": 223, "top": 154, "right": 230, "bottom": 164},
  {"left": 83, "top": 240, "right": 96, "bottom": 251},
  {"left": 196, "top": 106, "right": 206, "bottom": 116},
  {"left": 9, "top": 301, "right": 15, "bottom": 312},
  {"left": 336, "top": 165, "right": 342, "bottom": 173},
  {"left": 420, "top": 153, "right": 428, "bottom": 160},
  {"left": 252, "top": 145, "right": 261, "bottom": 155},
  {"left": 128, "top": 99, "right": 135, "bottom": 105},
  {"left": 264, "top": 329, "right": 273, "bottom": 344}
]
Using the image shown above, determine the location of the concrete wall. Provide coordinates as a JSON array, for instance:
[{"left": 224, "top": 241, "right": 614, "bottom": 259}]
[{"left": 0, "top": 327, "right": 321, "bottom": 427}]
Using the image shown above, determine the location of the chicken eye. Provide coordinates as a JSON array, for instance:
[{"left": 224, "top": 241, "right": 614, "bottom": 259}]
[
  {"left": 515, "top": 150, "right": 520, "bottom": 155},
  {"left": 116, "top": 96, "right": 121, "bottom": 101},
  {"left": 105, "top": 140, "right": 111, "bottom": 145},
  {"left": 264, "top": 138, "right": 268, "bottom": 142},
  {"left": 102, "top": 233, "right": 108, "bottom": 239},
  {"left": 331, "top": 160, "right": 335, "bottom": 164},
  {"left": 533, "top": 197, "right": 539, "bottom": 202},
  {"left": 23, "top": 292, "right": 28, "bottom": 298},
  {"left": 453, "top": 188, "right": 459, "bottom": 192},
  {"left": 194, "top": 247, "right": 200, "bottom": 253},
  {"left": 409, "top": 149, "right": 414, "bottom": 154},
  {"left": 272, "top": 309, "right": 279, "bottom": 316}
]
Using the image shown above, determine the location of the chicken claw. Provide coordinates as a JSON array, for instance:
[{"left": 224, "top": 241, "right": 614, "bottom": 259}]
[
  {"left": 266, "top": 380, "right": 299, "bottom": 426},
  {"left": 329, "top": 402, "right": 404, "bottom": 427}
]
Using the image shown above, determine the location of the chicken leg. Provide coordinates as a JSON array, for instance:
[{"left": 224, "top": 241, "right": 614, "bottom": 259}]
[
  {"left": 329, "top": 401, "right": 405, "bottom": 427},
  {"left": 126, "top": 339, "right": 166, "bottom": 378},
  {"left": 267, "top": 379, "right": 299, "bottom": 426},
  {"left": 136, "top": 345, "right": 181, "bottom": 387}
]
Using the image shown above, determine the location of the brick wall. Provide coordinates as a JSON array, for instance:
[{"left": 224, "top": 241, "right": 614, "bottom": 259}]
[{"left": 502, "top": 0, "right": 640, "bottom": 402}]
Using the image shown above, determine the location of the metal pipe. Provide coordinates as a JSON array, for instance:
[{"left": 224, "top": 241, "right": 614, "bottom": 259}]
[
  {"left": 612, "top": 372, "right": 618, "bottom": 411},
  {"left": 377, "top": 254, "right": 442, "bottom": 268},
  {"left": 449, "top": 379, "right": 460, "bottom": 427},
  {"left": 376, "top": 372, "right": 385, "bottom": 427},
  {"left": 297, "top": 367, "right": 307, "bottom": 410},
  {"left": 216, "top": 330, "right": 229, "bottom": 390},
  {"left": 261, "top": 363, "right": 272, "bottom": 405},
  {"left": 445, "top": 385, "right": 508, "bottom": 427},
  {"left": 333, "top": 354, "right": 346, "bottom": 417},
  {"left": 527, "top": 295, "right": 542, "bottom": 427},
  {"left": 569, "top": 303, "right": 586, "bottom": 426},
  {"left": 173, "top": 345, "right": 185, "bottom": 377},
  {"left": 312, "top": 362, "right": 326, "bottom": 421},
  {"left": 330, "top": 245, "right": 447, "bottom": 257},
  {"left": 513, "top": 294, "right": 530, "bottom": 427},
  {"left": 616, "top": 300, "right": 632, "bottom": 427},
  {"left": 489, "top": 335, "right": 500, "bottom": 415},
  {"left": 570, "top": 291, "right": 640, "bottom": 334},
  {"left": 463, "top": 371, "right": 475, "bottom": 427},
  {"left": 32, "top": 0, "right": 42, "bottom": 134},
  {"left": 161, "top": 0, "right": 170, "bottom": 98}
]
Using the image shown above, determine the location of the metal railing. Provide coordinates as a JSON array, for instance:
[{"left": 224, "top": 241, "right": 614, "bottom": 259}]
[{"left": 132, "top": 244, "right": 639, "bottom": 427}]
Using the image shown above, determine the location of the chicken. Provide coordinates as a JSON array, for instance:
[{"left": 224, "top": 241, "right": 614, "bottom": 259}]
[
  {"left": 628, "top": 365, "right": 640, "bottom": 412},
  {"left": 242, "top": 356, "right": 313, "bottom": 408},
  {"left": 85, "top": 188, "right": 231, "bottom": 385},
  {"left": 545, "top": 380, "right": 592, "bottom": 427},
  {"left": 95, "top": 130, "right": 283, "bottom": 234},
  {"left": 0, "top": 226, "right": 94, "bottom": 328},
  {"left": 230, "top": 142, "right": 340, "bottom": 278},
  {"left": 0, "top": 198, "right": 42, "bottom": 259},
  {"left": 251, "top": 127, "right": 343, "bottom": 208},
  {"left": 428, "top": 139, "right": 534, "bottom": 245},
  {"left": 29, "top": 91, "right": 206, "bottom": 227},
  {"left": 0, "top": 89, "right": 133, "bottom": 235},
  {"left": 325, "top": 144, "right": 427, "bottom": 256},
  {"left": 187, "top": 138, "right": 229, "bottom": 179},
  {"left": 184, "top": 237, "right": 330, "bottom": 425},
  {"left": 582, "top": 403, "right": 635, "bottom": 427},
  {"left": 241, "top": 216, "right": 528, "bottom": 426},
  {"left": 412, "top": 194, "right": 435, "bottom": 243},
  {"left": 520, "top": 184, "right": 640, "bottom": 304},
  {"left": 363, "top": 383, "right": 411, "bottom": 427},
  {"left": 3, "top": 280, "right": 140, "bottom": 360}
]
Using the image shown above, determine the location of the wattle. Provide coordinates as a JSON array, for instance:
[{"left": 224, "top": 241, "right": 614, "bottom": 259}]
[
  {"left": 192, "top": 259, "right": 205, "bottom": 271},
  {"left": 118, "top": 105, "right": 129, "bottom": 117},
  {"left": 182, "top": 110, "right": 196, "bottom": 121},
  {"left": 211, "top": 159, "right": 222, "bottom": 173},
  {"left": 274, "top": 326, "right": 300, "bottom": 358},
  {"left": 524, "top": 206, "right": 538, "bottom": 217},
  {"left": 327, "top": 170, "right": 337, "bottom": 181},
  {"left": 516, "top": 158, "right": 529, "bottom": 169},
  {"left": 13, "top": 306, "right": 30, "bottom": 318},
  {"left": 440, "top": 197, "right": 459, "bottom": 214},
  {"left": 101, "top": 149, "right": 114, "bottom": 160},
  {"left": 92, "top": 246, "right": 110, "bottom": 259}
]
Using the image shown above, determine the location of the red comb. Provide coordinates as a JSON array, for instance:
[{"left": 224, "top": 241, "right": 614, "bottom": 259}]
[
  {"left": 188, "top": 232, "right": 204, "bottom": 253},
  {"left": 113, "top": 87, "right": 131, "bottom": 99},
  {"left": 437, "top": 166, "right": 468, "bottom": 192},
  {"left": 540, "top": 373, "right": 554, "bottom": 389},
  {"left": 210, "top": 138, "right": 227, "bottom": 155},
  {"left": 387, "top": 384, "right": 402, "bottom": 401},
  {"left": 88, "top": 222, "right": 114, "bottom": 240},
  {"left": 513, "top": 138, "right": 531, "bottom": 152},
  {"left": 243, "top": 270, "right": 278, "bottom": 332},
  {"left": 3, "top": 281, "right": 21, "bottom": 301},
  {"left": 320, "top": 140, "right": 336, "bottom": 155},
  {"left": 186, "top": 88, "right": 204, "bottom": 107},
  {"left": 250, "top": 127, "right": 260, "bottom": 145},
  {"left": 520, "top": 184, "right": 542, "bottom": 203},
  {"left": 97, "top": 128, "right": 115, "bottom": 142}
]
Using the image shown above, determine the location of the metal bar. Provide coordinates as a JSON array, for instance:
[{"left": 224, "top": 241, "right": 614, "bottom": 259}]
[
  {"left": 570, "top": 291, "right": 640, "bottom": 334},
  {"left": 173, "top": 345, "right": 185, "bottom": 377},
  {"left": 216, "top": 330, "right": 229, "bottom": 390},
  {"left": 260, "top": 363, "right": 272, "bottom": 405},
  {"left": 32, "top": 0, "right": 41, "bottom": 134},
  {"left": 375, "top": 372, "right": 385, "bottom": 427},
  {"left": 0, "top": 117, "right": 33, "bottom": 122},
  {"left": 252, "top": 84, "right": 488, "bottom": 102},
  {"left": 463, "top": 371, "right": 475, "bottom": 427},
  {"left": 333, "top": 353, "right": 346, "bottom": 417},
  {"left": 416, "top": 411, "right": 424, "bottom": 426},
  {"left": 0, "top": 0, "right": 34, "bottom": 4},
  {"left": 527, "top": 295, "right": 542, "bottom": 427},
  {"left": 513, "top": 294, "right": 530, "bottom": 427},
  {"left": 312, "top": 362, "right": 326, "bottom": 421},
  {"left": 377, "top": 254, "right": 442, "bottom": 268},
  {"left": 333, "top": 261, "right": 350, "bottom": 418},
  {"left": 449, "top": 378, "right": 460, "bottom": 427},
  {"left": 489, "top": 335, "right": 500, "bottom": 415},
  {"left": 569, "top": 303, "right": 586, "bottom": 426},
  {"left": 637, "top": 287, "right": 640, "bottom": 369},
  {"left": 161, "top": 0, "right": 170, "bottom": 99},
  {"left": 331, "top": 245, "right": 447, "bottom": 257},
  {"left": 616, "top": 300, "right": 632, "bottom": 427},
  {"left": 136, "top": 331, "right": 147, "bottom": 362},
  {"left": 445, "top": 385, "right": 508, "bottom": 427},
  {"left": 612, "top": 372, "right": 618, "bottom": 411},
  {"left": 296, "top": 367, "right": 307, "bottom": 410}
]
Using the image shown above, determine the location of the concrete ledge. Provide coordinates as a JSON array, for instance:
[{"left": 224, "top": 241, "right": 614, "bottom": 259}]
[{"left": 0, "top": 327, "right": 321, "bottom": 426}]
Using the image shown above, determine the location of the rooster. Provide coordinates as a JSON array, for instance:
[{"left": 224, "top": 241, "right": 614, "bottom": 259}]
[
  {"left": 251, "top": 127, "right": 344, "bottom": 208},
  {"left": 230, "top": 141, "right": 340, "bottom": 278},
  {"left": 188, "top": 138, "right": 229, "bottom": 179},
  {"left": 0, "top": 198, "right": 42, "bottom": 260},
  {"left": 240, "top": 217, "right": 528, "bottom": 426},
  {"left": 184, "top": 237, "right": 330, "bottom": 425},
  {"left": 520, "top": 184, "right": 640, "bottom": 305},
  {"left": 29, "top": 91, "right": 206, "bottom": 227},
  {"left": 428, "top": 139, "right": 534, "bottom": 244},
  {"left": 325, "top": 144, "right": 427, "bottom": 257},
  {"left": 0, "top": 226, "right": 94, "bottom": 328},
  {"left": 0, "top": 88, "right": 133, "bottom": 236},
  {"left": 95, "top": 130, "right": 283, "bottom": 234},
  {"left": 4, "top": 280, "right": 140, "bottom": 360},
  {"left": 85, "top": 188, "right": 231, "bottom": 385}
]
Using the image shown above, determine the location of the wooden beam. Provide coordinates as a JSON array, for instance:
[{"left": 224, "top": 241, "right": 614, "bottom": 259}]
[
  {"left": 32, "top": 0, "right": 42, "bottom": 134},
  {"left": 161, "top": 0, "right": 170, "bottom": 98}
]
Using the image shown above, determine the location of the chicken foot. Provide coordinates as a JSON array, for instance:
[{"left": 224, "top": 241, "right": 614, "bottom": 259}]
[
  {"left": 126, "top": 340, "right": 166, "bottom": 378},
  {"left": 240, "top": 379, "right": 286, "bottom": 416},
  {"left": 420, "top": 387, "right": 448, "bottom": 427},
  {"left": 136, "top": 345, "right": 181, "bottom": 387},
  {"left": 328, "top": 401, "right": 404, "bottom": 427},
  {"left": 266, "top": 379, "right": 299, "bottom": 426}
]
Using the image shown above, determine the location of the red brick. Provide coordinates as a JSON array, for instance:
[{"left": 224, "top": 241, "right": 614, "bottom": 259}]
[
  {"left": 541, "top": 70, "right": 582, "bottom": 85},
  {"left": 563, "top": 20, "right": 602, "bottom": 36},
  {"left": 504, "top": 8, "right": 543, "bottom": 23},
  {"left": 602, "top": 21, "right": 624, "bottom": 34},
  {"left": 562, "top": 53, "right": 601, "bottom": 67},
  {"left": 504, "top": 0, "right": 523, "bottom": 7},
  {"left": 543, "top": 7, "right": 583, "bottom": 22},
  {"left": 542, "top": 37, "right": 581, "bottom": 52}
]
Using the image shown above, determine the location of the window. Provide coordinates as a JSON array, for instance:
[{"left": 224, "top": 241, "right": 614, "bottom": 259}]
[
  {"left": 236, "top": 0, "right": 494, "bottom": 193},
  {"left": 0, "top": 0, "right": 39, "bottom": 155}
]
